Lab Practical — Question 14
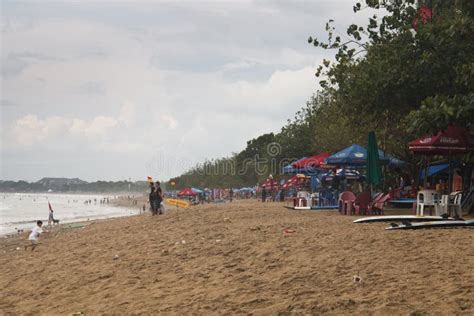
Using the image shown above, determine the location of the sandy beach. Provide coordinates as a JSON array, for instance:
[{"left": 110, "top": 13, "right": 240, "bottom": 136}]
[{"left": 1, "top": 199, "right": 473, "bottom": 314}]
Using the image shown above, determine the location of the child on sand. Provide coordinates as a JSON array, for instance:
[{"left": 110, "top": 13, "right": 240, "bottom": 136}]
[{"left": 25, "top": 220, "right": 48, "bottom": 251}]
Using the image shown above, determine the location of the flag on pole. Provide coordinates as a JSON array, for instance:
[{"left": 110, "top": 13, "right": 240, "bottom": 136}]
[{"left": 48, "top": 201, "right": 53, "bottom": 211}]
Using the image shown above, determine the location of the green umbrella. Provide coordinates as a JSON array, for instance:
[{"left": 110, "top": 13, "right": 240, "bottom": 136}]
[{"left": 367, "top": 131, "right": 382, "bottom": 187}]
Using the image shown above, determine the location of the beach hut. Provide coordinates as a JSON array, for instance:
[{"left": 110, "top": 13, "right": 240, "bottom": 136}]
[{"left": 409, "top": 125, "right": 474, "bottom": 190}]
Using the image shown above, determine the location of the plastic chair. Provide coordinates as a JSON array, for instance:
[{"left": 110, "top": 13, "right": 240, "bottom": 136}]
[
  {"left": 339, "top": 191, "right": 356, "bottom": 215},
  {"left": 295, "top": 191, "right": 311, "bottom": 207},
  {"left": 438, "top": 195, "right": 449, "bottom": 215},
  {"left": 449, "top": 192, "right": 463, "bottom": 217},
  {"left": 416, "top": 190, "right": 439, "bottom": 216},
  {"left": 368, "top": 193, "right": 391, "bottom": 215},
  {"left": 351, "top": 192, "right": 372, "bottom": 215}
]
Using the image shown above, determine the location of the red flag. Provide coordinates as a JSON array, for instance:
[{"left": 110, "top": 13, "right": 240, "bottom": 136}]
[{"left": 48, "top": 201, "right": 53, "bottom": 211}]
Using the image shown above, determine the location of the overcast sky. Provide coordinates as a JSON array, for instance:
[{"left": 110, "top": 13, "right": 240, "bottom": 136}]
[{"left": 1, "top": 0, "right": 376, "bottom": 182}]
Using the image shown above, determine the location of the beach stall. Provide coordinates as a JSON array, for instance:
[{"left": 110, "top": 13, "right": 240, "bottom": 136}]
[{"left": 408, "top": 125, "right": 474, "bottom": 216}]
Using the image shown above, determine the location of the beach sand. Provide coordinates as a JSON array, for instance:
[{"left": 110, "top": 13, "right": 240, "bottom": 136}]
[{"left": 1, "top": 200, "right": 473, "bottom": 314}]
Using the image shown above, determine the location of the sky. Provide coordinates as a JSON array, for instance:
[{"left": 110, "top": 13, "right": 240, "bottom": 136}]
[{"left": 1, "top": 0, "right": 376, "bottom": 182}]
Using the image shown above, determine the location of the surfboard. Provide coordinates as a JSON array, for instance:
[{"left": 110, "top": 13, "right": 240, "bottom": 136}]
[
  {"left": 385, "top": 219, "right": 474, "bottom": 230},
  {"left": 165, "top": 198, "right": 189, "bottom": 209},
  {"left": 353, "top": 215, "right": 456, "bottom": 224},
  {"left": 284, "top": 205, "right": 311, "bottom": 210}
]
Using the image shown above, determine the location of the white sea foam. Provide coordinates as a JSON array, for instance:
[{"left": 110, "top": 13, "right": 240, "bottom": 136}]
[{"left": 0, "top": 193, "right": 140, "bottom": 235}]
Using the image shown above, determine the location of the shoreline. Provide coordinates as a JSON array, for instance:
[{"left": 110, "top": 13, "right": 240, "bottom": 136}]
[{"left": 0, "top": 193, "right": 146, "bottom": 236}]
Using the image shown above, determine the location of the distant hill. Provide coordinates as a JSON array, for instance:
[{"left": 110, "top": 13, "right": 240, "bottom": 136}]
[
  {"left": 37, "top": 177, "right": 88, "bottom": 188},
  {"left": 0, "top": 178, "right": 149, "bottom": 193}
]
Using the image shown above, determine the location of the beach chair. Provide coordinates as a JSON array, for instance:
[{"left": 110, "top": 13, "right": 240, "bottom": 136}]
[
  {"left": 449, "top": 192, "right": 463, "bottom": 218},
  {"left": 415, "top": 190, "right": 439, "bottom": 216},
  {"left": 339, "top": 191, "right": 356, "bottom": 215},
  {"left": 368, "top": 193, "right": 391, "bottom": 215},
  {"left": 294, "top": 191, "right": 311, "bottom": 207},
  {"left": 351, "top": 192, "right": 372, "bottom": 215}
]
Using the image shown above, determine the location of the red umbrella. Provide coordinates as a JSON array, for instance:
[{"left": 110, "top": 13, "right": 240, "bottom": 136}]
[
  {"left": 292, "top": 153, "right": 330, "bottom": 169},
  {"left": 260, "top": 178, "right": 278, "bottom": 190},
  {"left": 409, "top": 126, "right": 473, "bottom": 191},
  {"left": 177, "top": 188, "right": 197, "bottom": 197},
  {"left": 409, "top": 126, "right": 473, "bottom": 155},
  {"left": 281, "top": 175, "right": 310, "bottom": 189}
]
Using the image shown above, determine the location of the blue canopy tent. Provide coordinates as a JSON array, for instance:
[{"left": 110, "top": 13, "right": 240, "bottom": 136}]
[
  {"left": 325, "top": 144, "right": 390, "bottom": 166},
  {"left": 419, "top": 163, "right": 451, "bottom": 180}
]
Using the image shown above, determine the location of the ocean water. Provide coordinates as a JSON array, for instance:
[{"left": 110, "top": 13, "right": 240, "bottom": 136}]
[{"left": 0, "top": 193, "right": 140, "bottom": 235}]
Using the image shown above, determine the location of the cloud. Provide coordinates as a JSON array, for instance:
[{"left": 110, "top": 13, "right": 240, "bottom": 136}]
[
  {"left": 69, "top": 116, "right": 118, "bottom": 137},
  {"left": 160, "top": 115, "right": 178, "bottom": 129},
  {"left": 9, "top": 114, "right": 70, "bottom": 146},
  {"left": 1, "top": 0, "right": 379, "bottom": 181},
  {"left": 118, "top": 101, "right": 136, "bottom": 127}
]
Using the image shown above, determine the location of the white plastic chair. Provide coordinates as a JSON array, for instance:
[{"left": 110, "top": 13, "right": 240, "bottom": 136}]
[
  {"left": 296, "top": 191, "right": 311, "bottom": 207},
  {"left": 438, "top": 195, "right": 449, "bottom": 215},
  {"left": 416, "top": 190, "right": 439, "bottom": 216},
  {"left": 449, "top": 192, "right": 463, "bottom": 217}
]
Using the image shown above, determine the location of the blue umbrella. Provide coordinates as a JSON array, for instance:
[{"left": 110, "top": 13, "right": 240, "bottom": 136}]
[
  {"left": 191, "top": 188, "right": 203, "bottom": 194},
  {"left": 321, "top": 169, "right": 365, "bottom": 181},
  {"left": 282, "top": 157, "right": 307, "bottom": 174},
  {"left": 326, "top": 144, "right": 390, "bottom": 166},
  {"left": 385, "top": 154, "right": 406, "bottom": 169}
]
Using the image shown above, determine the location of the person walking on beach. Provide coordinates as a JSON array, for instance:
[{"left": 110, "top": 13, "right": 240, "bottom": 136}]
[
  {"left": 262, "top": 187, "right": 267, "bottom": 202},
  {"left": 48, "top": 201, "right": 55, "bottom": 226},
  {"left": 229, "top": 188, "right": 234, "bottom": 202},
  {"left": 24, "top": 220, "right": 48, "bottom": 251},
  {"left": 154, "top": 181, "right": 163, "bottom": 215},
  {"left": 149, "top": 182, "right": 156, "bottom": 215}
]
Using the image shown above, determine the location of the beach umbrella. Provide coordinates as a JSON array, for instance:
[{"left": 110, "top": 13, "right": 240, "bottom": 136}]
[
  {"left": 191, "top": 188, "right": 203, "bottom": 194},
  {"left": 408, "top": 125, "right": 473, "bottom": 155},
  {"left": 408, "top": 125, "right": 474, "bottom": 190},
  {"left": 292, "top": 153, "right": 331, "bottom": 169},
  {"left": 321, "top": 169, "right": 364, "bottom": 181},
  {"left": 282, "top": 157, "right": 307, "bottom": 174},
  {"left": 367, "top": 131, "right": 382, "bottom": 187},
  {"left": 325, "top": 144, "right": 389, "bottom": 166},
  {"left": 385, "top": 154, "right": 406, "bottom": 169},
  {"left": 177, "top": 188, "right": 197, "bottom": 197}
]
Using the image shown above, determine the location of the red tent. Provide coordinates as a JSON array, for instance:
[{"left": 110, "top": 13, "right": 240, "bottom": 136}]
[
  {"left": 408, "top": 126, "right": 474, "bottom": 155},
  {"left": 281, "top": 175, "right": 307, "bottom": 189},
  {"left": 292, "top": 153, "right": 331, "bottom": 169},
  {"left": 177, "top": 188, "right": 197, "bottom": 197}
]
